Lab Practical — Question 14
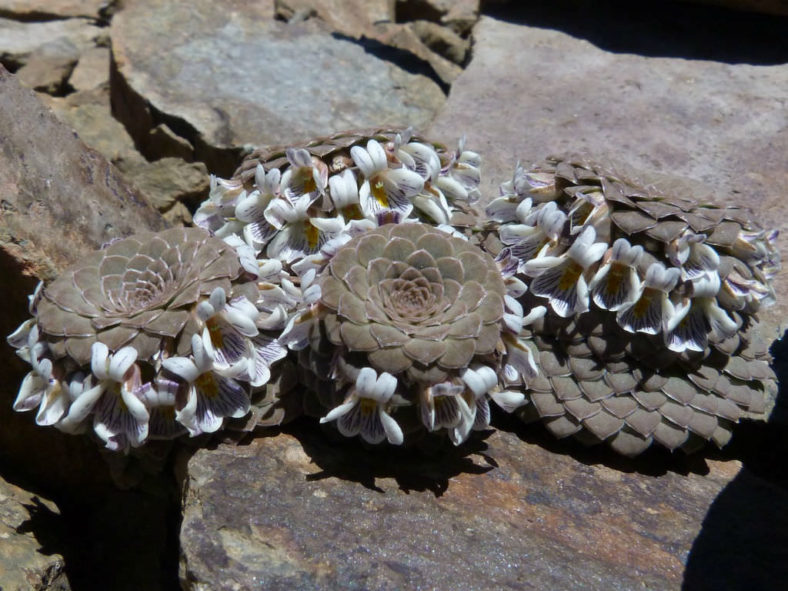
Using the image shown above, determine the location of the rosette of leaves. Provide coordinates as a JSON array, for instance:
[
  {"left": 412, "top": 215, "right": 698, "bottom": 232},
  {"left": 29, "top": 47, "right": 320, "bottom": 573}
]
[
  {"left": 36, "top": 227, "right": 244, "bottom": 363},
  {"left": 485, "top": 155, "right": 780, "bottom": 456},
  {"left": 304, "top": 222, "right": 519, "bottom": 444},
  {"left": 7, "top": 227, "right": 287, "bottom": 451},
  {"left": 320, "top": 223, "right": 505, "bottom": 381}
]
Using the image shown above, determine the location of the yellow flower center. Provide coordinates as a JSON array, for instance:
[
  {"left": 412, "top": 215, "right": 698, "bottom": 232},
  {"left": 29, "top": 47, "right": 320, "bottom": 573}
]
[
  {"left": 206, "top": 316, "right": 224, "bottom": 348},
  {"left": 196, "top": 373, "right": 219, "bottom": 398},
  {"left": 558, "top": 260, "right": 584, "bottom": 291},
  {"left": 370, "top": 175, "right": 389, "bottom": 208}
]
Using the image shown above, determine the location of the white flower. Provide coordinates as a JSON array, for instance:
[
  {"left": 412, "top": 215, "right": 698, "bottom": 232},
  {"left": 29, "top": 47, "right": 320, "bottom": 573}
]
[
  {"left": 617, "top": 262, "right": 681, "bottom": 334},
  {"left": 396, "top": 138, "right": 441, "bottom": 181},
  {"left": 279, "top": 148, "right": 328, "bottom": 206},
  {"left": 524, "top": 225, "right": 607, "bottom": 317},
  {"left": 319, "top": 367, "right": 403, "bottom": 445},
  {"left": 196, "top": 287, "right": 257, "bottom": 377},
  {"left": 664, "top": 272, "right": 738, "bottom": 352},
  {"left": 350, "top": 139, "right": 423, "bottom": 218},
  {"left": 420, "top": 381, "right": 471, "bottom": 435},
  {"left": 668, "top": 232, "right": 720, "bottom": 279},
  {"left": 588, "top": 238, "right": 644, "bottom": 311},
  {"left": 327, "top": 169, "right": 375, "bottom": 234},
  {"left": 265, "top": 196, "right": 345, "bottom": 262},
  {"left": 501, "top": 333, "right": 540, "bottom": 386},
  {"left": 61, "top": 342, "right": 152, "bottom": 451},
  {"left": 235, "top": 165, "right": 281, "bottom": 251},
  {"left": 194, "top": 176, "right": 246, "bottom": 234},
  {"left": 500, "top": 201, "right": 567, "bottom": 268},
  {"left": 162, "top": 334, "right": 251, "bottom": 436}
]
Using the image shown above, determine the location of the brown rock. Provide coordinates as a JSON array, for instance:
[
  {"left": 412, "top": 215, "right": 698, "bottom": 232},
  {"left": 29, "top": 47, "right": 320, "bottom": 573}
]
[
  {"left": 0, "top": 65, "right": 166, "bottom": 494},
  {"left": 122, "top": 157, "right": 209, "bottom": 214},
  {"left": 0, "top": 0, "right": 109, "bottom": 20},
  {"left": 275, "top": 0, "right": 394, "bottom": 35},
  {"left": 396, "top": 0, "right": 480, "bottom": 35},
  {"left": 15, "top": 38, "right": 79, "bottom": 94},
  {"left": 0, "top": 17, "right": 101, "bottom": 72},
  {"left": 427, "top": 16, "right": 788, "bottom": 341},
  {"left": 371, "top": 22, "right": 463, "bottom": 84},
  {"left": 68, "top": 46, "right": 110, "bottom": 92},
  {"left": 39, "top": 86, "right": 146, "bottom": 171},
  {"left": 408, "top": 19, "right": 469, "bottom": 64},
  {"left": 147, "top": 123, "right": 195, "bottom": 161},
  {"left": 179, "top": 425, "right": 781, "bottom": 590},
  {"left": 0, "top": 475, "right": 69, "bottom": 591}
]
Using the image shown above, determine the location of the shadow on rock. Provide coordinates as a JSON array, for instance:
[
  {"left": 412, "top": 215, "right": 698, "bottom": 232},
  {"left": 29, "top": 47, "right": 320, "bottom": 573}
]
[
  {"left": 277, "top": 417, "right": 495, "bottom": 496},
  {"left": 3, "top": 449, "right": 182, "bottom": 591},
  {"left": 682, "top": 334, "right": 788, "bottom": 589},
  {"left": 483, "top": 0, "right": 788, "bottom": 64}
]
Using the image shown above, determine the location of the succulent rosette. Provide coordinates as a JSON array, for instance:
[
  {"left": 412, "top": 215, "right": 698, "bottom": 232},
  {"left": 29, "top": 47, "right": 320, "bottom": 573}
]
[
  {"left": 8, "top": 129, "right": 780, "bottom": 458},
  {"left": 486, "top": 155, "right": 779, "bottom": 455},
  {"left": 7, "top": 227, "right": 287, "bottom": 451}
]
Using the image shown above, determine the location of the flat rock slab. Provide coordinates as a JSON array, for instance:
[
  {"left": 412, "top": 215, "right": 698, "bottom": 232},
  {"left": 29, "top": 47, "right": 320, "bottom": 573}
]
[
  {"left": 0, "top": 17, "right": 102, "bottom": 70},
  {"left": 110, "top": 0, "right": 445, "bottom": 176},
  {"left": 428, "top": 15, "right": 788, "bottom": 339},
  {"left": 179, "top": 424, "right": 788, "bottom": 590},
  {"left": 0, "top": 0, "right": 108, "bottom": 19}
]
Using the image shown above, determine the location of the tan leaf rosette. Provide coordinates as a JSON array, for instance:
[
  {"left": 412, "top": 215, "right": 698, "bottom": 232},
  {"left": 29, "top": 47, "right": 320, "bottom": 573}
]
[
  {"left": 320, "top": 223, "right": 505, "bottom": 383},
  {"left": 7, "top": 227, "right": 287, "bottom": 451},
  {"left": 36, "top": 227, "right": 243, "bottom": 364}
]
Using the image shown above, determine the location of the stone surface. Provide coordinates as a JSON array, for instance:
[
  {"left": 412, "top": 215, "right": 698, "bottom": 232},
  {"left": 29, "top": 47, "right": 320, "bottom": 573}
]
[
  {"left": 0, "top": 0, "right": 110, "bottom": 20},
  {"left": 397, "top": 0, "right": 480, "bottom": 34},
  {"left": 110, "top": 0, "right": 445, "bottom": 177},
  {"left": 68, "top": 46, "right": 110, "bottom": 92},
  {"left": 0, "top": 475, "right": 69, "bottom": 591},
  {"left": 274, "top": 0, "right": 394, "bottom": 36},
  {"left": 427, "top": 15, "right": 788, "bottom": 341},
  {"left": 40, "top": 87, "right": 146, "bottom": 169},
  {"left": 0, "top": 17, "right": 102, "bottom": 71},
  {"left": 371, "top": 22, "right": 462, "bottom": 84},
  {"left": 122, "top": 157, "right": 209, "bottom": 215},
  {"left": 179, "top": 422, "right": 788, "bottom": 590},
  {"left": 15, "top": 39, "right": 80, "bottom": 94}
]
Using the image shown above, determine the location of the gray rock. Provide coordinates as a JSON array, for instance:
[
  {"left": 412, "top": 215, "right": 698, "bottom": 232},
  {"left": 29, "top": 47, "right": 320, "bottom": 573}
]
[
  {"left": 0, "top": 475, "right": 69, "bottom": 591},
  {"left": 110, "top": 0, "right": 445, "bottom": 176},
  {"left": 0, "top": 17, "right": 102, "bottom": 71},
  {"left": 427, "top": 16, "right": 788, "bottom": 340},
  {"left": 179, "top": 427, "right": 752, "bottom": 591}
]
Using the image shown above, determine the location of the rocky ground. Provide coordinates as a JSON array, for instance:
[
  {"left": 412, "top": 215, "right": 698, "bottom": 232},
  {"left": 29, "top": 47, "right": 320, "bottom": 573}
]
[{"left": 1, "top": 0, "right": 787, "bottom": 589}]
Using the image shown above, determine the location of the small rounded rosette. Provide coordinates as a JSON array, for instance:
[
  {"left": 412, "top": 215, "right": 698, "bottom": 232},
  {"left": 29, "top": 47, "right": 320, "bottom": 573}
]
[
  {"left": 488, "top": 155, "right": 779, "bottom": 456},
  {"left": 7, "top": 227, "right": 287, "bottom": 451},
  {"left": 319, "top": 223, "right": 506, "bottom": 383}
]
